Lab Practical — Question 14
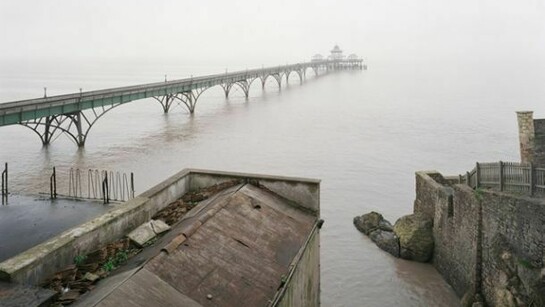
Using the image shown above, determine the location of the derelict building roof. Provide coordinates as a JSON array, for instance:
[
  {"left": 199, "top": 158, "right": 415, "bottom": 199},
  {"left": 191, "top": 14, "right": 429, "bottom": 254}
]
[{"left": 85, "top": 183, "right": 318, "bottom": 307}]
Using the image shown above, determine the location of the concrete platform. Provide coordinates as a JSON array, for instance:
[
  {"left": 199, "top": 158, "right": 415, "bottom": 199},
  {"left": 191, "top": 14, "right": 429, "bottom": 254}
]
[
  {"left": 0, "top": 194, "right": 112, "bottom": 262},
  {"left": 0, "top": 281, "right": 56, "bottom": 306},
  {"left": 0, "top": 169, "right": 320, "bottom": 288}
]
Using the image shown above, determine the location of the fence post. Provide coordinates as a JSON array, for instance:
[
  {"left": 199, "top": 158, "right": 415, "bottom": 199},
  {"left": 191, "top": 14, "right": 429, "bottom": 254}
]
[
  {"left": 466, "top": 171, "right": 471, "bottom": 187},
  {"left": 50, "top": 167, "right": 57, "bottom": 199},
  {"left": 130, "top": 172, "right": 135, "bottom": 199},
  {"left": 1, "top": 163, "right": 7, "bottom": 201},
  {"left": 459, "top": 174, "right": 462, "bottom": 184},
  {"left": 529, "top": 163, "right": 535, "bottom": 196},
  {"left": 475, "top": 162, "right": 481, "bottom": 189},
  {"left": 499, "top": 161, "right": 504, "bottom": 192},
  {"left": 1, "top": 164, "right": 4, "bottom": 198},
  {"left": 102, "top": 172, "right": 110, "bottom": 204}
]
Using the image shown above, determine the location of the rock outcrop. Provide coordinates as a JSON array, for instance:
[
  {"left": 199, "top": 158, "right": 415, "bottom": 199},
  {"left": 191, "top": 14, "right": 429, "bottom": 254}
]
[
  {"left": 369, "top": 229, "right": 400, "bottom": 257},
  {"left": 354, "top": 211, "right": 434, "bottom": 263},
  {"left": 353, "top": 211, "right": 393, "bottom": 235},
  {"left": 354, "top": 212, "right": 399, "bottom": 257},
  {"left": 393, "top": 213, "right": 434, "bottom": 262}
]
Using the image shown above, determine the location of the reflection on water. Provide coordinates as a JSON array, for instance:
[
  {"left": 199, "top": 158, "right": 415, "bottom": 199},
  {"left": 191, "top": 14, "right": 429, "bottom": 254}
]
[{"left": 1, "top": 58, "right": 545, "bottom": 305}]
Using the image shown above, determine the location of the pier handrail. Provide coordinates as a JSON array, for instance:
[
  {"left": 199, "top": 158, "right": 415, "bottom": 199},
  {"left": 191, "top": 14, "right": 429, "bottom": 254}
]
[{"left": 0, "top": 59, "right": 361, "bottom": 109}]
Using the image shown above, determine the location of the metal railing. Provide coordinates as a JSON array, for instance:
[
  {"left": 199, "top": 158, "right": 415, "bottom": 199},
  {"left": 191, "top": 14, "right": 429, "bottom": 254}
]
[
  {"left": 460, "top": 161, "right": 545, "bottom": 196},
  {"left": 63, "top": 168, "right": 134, "bottom": 204},
  {"left": 1, "top": 163, "right": 7, "bottom": 203},
  {"left": 50, "top": 166, "right": 57, "bottom": 199}
]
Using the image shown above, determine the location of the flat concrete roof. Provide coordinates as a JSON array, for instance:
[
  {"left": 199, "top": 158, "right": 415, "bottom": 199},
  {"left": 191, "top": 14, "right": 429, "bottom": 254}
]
[
  {"left": 78, "top": 183, "right": 318, "bottom": 307},
  {"left": 0, "top": 195, "right": 112, "bottom": 262}
]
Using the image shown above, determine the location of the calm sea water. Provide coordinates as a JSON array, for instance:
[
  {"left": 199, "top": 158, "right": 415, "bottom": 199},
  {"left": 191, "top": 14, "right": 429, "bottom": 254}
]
[{"left": 1, "top": 57, "right": 544, "bottom": 306}]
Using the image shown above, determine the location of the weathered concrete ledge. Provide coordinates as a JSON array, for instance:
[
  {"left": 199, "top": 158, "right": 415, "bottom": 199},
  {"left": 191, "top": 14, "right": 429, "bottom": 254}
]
[{"left": 0, "top": 169, "right": 320, "bottom": 286}]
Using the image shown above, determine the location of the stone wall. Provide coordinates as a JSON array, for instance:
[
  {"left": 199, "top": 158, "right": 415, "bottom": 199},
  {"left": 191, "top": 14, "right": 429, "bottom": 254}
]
[
  {"left": 533, "top": 118, "right": 545, "bottom": 167},
  {"left": 480, "top": 191, "right": 545, "bottom": 306},
  {"left": 414, "top": 172, "right": 476, "bottom": 297},
  {"left": 517, "top": 111, "right": 535, "bottom": 164},
  {"left": 415, "top": 171, "right": 545, "bottom": 306},
  {"left": 516, "top": 111, "right": 545, "bottom": 167},
  {"left": 413, "top": 171, "right": 452, "bottom": 219}
]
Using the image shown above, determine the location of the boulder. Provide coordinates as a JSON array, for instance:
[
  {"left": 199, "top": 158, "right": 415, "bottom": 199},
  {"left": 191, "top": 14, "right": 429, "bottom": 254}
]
[
  {"left": 369, "top": 229, "right": 400, "bottom": 257},
  {"left": 393, "top": 213, "right": 434, "bottom": 262},
  {"left": 353, "top": 211, "right": 393, "bottom": 235}
]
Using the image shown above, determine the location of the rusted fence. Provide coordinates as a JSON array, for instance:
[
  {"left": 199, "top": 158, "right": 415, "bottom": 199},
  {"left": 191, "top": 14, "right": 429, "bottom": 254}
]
[
  {"left": 47, "top": 167, "right": 134, "bottom": 204},
  {"left": 1, "top": 163, "right": 7, "bottom": 203},
  {"left": 460, "top": 161, "right": 545, "bottom": 196}
]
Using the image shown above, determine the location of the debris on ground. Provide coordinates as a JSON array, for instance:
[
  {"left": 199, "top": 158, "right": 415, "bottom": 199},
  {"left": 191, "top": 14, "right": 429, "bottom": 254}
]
[{"left": 40, "top": 179, "right": 242, "bottom": 305}]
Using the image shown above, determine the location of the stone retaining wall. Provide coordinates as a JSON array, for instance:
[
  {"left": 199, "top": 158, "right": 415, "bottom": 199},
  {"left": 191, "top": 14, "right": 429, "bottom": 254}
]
[{"left": 415, "top": 171, "right": 545, "bottom": 305}]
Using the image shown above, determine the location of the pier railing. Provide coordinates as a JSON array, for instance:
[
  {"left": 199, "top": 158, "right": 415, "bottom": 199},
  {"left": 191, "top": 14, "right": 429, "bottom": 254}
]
[
  {"left": 460, "top": 161, "right": 545, "bottom": 196},
  {"left": 1, "top": 163, "right": 7, "bottom": 203},
  {"left": 47, "top": 167, "right": 134, "bottom": 204}
]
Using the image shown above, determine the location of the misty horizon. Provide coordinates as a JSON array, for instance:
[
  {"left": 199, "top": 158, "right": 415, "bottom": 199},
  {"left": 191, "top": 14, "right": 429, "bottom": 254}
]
[{"left": 1, "top": 0, "right": 544, "bottom": 66}]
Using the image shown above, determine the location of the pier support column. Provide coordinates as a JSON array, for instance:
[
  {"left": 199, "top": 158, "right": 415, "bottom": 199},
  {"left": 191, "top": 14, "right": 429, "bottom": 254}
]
[
  {"left": 235, "top": 80, "right": 250, "bottom": 98},
  {"left": 271, "top": 73, "right": 283, "bottom": 90},
  {"left": 174, "top": 88, "right": 207, "bottom": 114},
  {"left": 74, "top": 111, "right": 85, "bottom": 147},
  {"left": 296, "top": 69, "right": 303, "bottom": 84},
  {"left": 222, "top": 81, "right": 251, "bottom": 99},
  {"left": 21, "top": 105, "right": 122, "bottom": 147},
  {"left": 221, "top": 83, "right": 233, "bottom": 98},
  {"left": 43, "top": 116, "right": 52, "bottom": 145},
  {"left": 153, "top": 94, "right": 176, "bottom": 113}
]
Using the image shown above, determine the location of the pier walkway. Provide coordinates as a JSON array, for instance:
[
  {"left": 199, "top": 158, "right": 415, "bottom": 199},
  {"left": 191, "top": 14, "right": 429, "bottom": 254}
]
[{"left": 0, "top": 58, "right": 363, "bottom": 147}]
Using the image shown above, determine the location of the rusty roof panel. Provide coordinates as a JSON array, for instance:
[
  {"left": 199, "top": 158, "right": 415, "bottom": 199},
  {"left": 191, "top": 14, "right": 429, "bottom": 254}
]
[
  {"left": 237, "top": 184, "right": 316, "bottom": 224},
  {"left": 95, "top": 183, "right": 317, "bottom": 307},
  {"left": 96, "top": 268, "right": 202, "bottom": 307}
]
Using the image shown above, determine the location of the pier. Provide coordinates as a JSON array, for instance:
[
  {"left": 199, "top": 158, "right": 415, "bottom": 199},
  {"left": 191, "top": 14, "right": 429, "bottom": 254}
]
[{"left": 0, "top": 56, "right": 363, "bottom": 147}]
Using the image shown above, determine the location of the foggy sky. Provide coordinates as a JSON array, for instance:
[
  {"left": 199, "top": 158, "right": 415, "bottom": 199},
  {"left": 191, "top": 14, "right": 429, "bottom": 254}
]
[{"left": 1, "top": 0, "right": 545, "bottom": 67}]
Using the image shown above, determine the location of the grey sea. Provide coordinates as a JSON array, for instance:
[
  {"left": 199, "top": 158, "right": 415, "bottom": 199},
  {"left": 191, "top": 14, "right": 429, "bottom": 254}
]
[{"left": 1, "top": 56, "right": 544, "bottom": 306}]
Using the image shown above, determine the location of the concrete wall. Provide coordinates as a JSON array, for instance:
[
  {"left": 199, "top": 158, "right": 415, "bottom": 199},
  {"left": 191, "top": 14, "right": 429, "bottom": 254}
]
[
  {"left": 0, "top": 169, "right": 192, "bottom": 285},
  {"left": 415, "top": 171, "right": 545, "bottom": 306},
  {"left": 189, "top": 169, "right": 320, "bottom": 213},
  {"left": 0, "top": 169, "right": 320, "bottom": 286},
  {"left": 276, "top": 225, "right": 320, "bottom": 307}
]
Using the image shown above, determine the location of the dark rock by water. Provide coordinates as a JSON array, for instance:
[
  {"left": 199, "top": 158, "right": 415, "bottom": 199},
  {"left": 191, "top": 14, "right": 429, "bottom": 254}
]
[
  {"left": 354, "top": 211, "right": 435, "bottom": 262},
  {"left": 369, "top": 229, "right": 400, "bottom": 257},
  {"left": 393, "top": 213, "right": 434, "bottom": 262},
  {"left": 353, "top": 211, "right": 393, "bottom": 235},
  {"left": 354, "top": 212, "right": 399, "bottom": 257}
]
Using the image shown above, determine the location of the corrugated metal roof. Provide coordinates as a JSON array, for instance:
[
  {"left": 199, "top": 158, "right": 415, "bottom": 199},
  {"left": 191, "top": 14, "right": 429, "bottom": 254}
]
[{"left": 91, "top": 183, "right": 317, "bottom": 307}]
